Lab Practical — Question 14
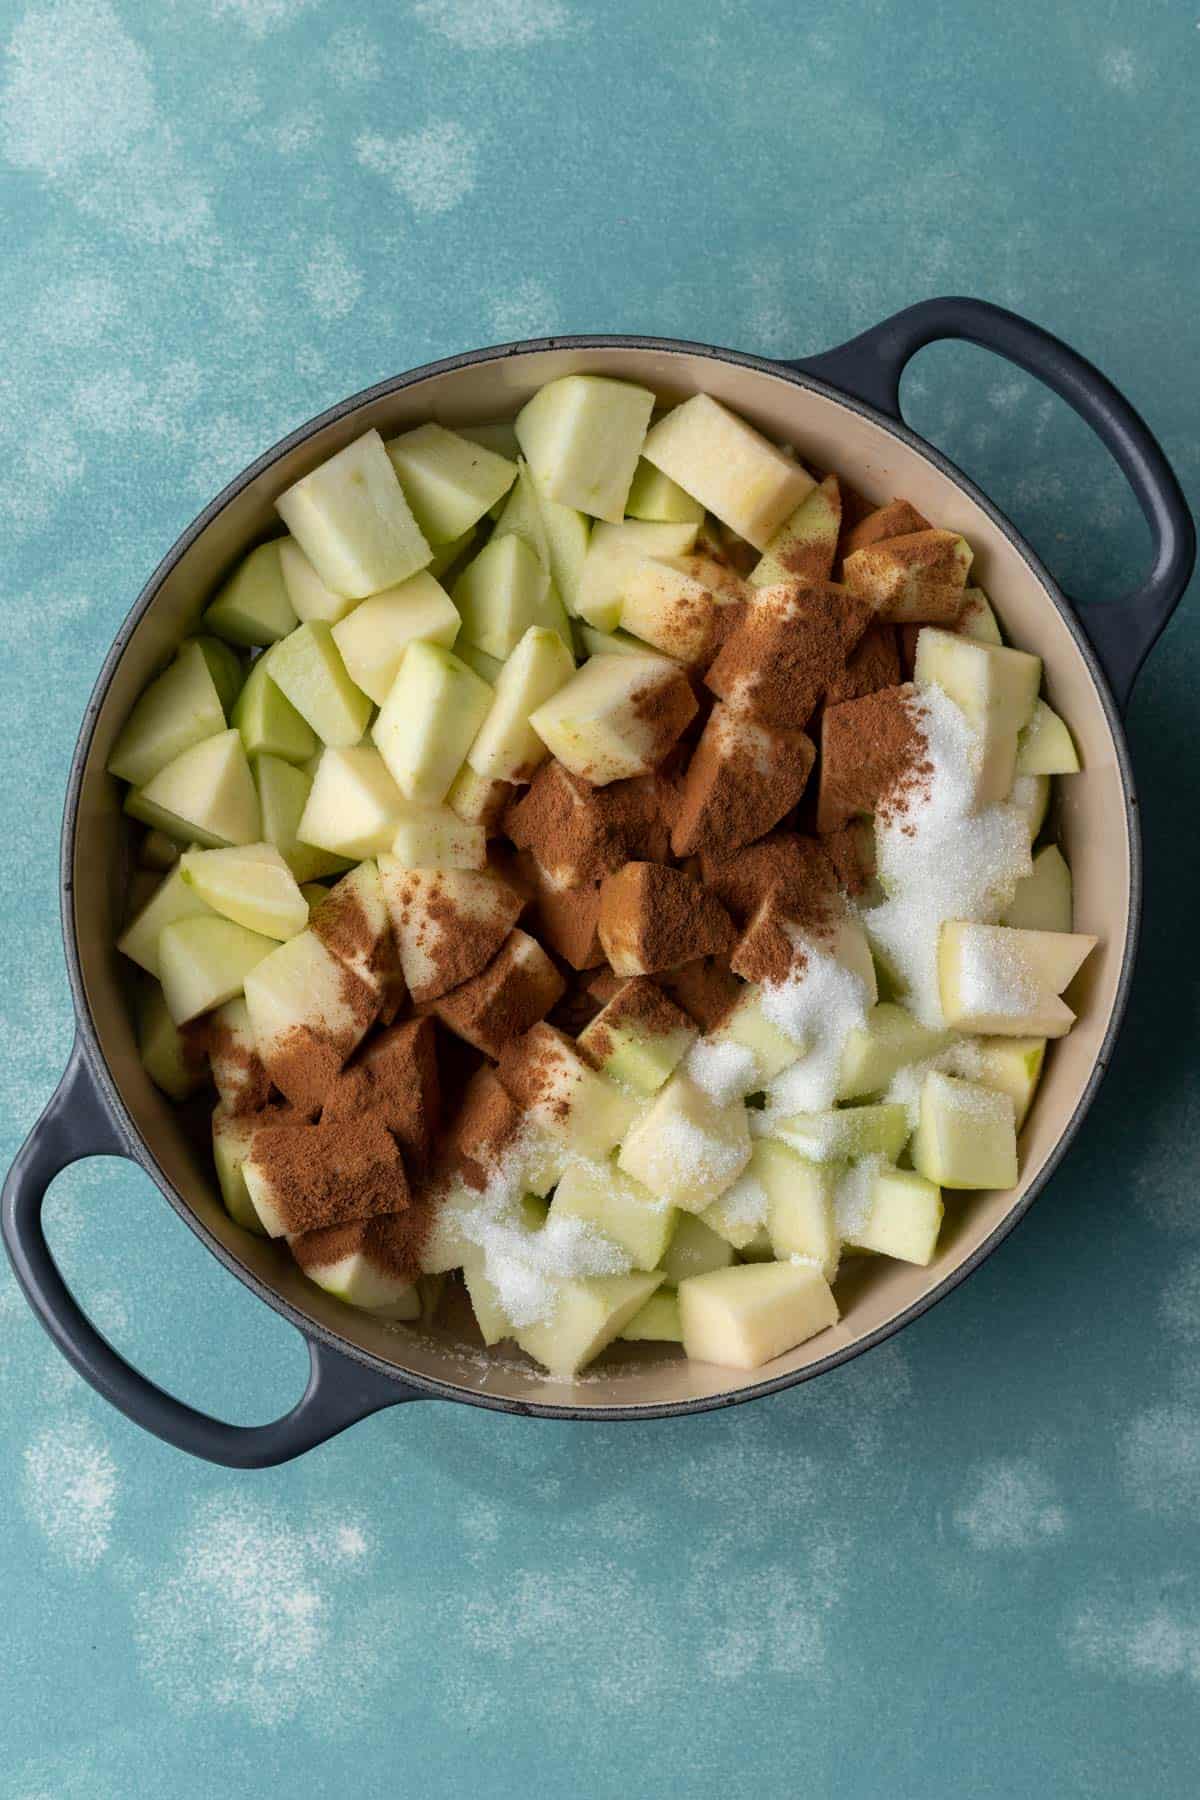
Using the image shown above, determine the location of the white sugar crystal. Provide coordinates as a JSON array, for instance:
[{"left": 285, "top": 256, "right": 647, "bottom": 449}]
[
  {"left": 864, "top": 687, "right": 1032, "bottom": 1025},
  {"left": 955, "top": 929, "right": 1041, "bottom": 1015},
  {"left": 686, "top": 1038, "right": 759, "bottom": 1105},
  {"left": 756, "top": 939, "right": 872, "bottom": 1127},
  {"left": 655, "top": 1112, "right": 747, "bottom": 1189},
  {"left": 718, "top": 1172, "right": 769, "bottom": 1229},
  {"left": 834, "top": 1156, "right": 885, "bottom": 1239}
]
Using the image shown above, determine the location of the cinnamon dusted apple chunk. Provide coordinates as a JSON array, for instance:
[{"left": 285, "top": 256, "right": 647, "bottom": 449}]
[
  {"left": 378, "top": 859, "right": 525, "bottom": 1003},
  {"left": 842, "top": 529, "right": 972, "bottom": 624},
  {"left": 243, "top": 927, "right": 379, "bottom": 1110},
  {"left": 324, "top": 1015, "right": 441, "bottom": 1180},
  {"left": 617, "top": 558, "right": 719, "bottom": 666},
  {"left": 289, "top": 1212, "right": 422, "bottom": 1318},
  {"left": 243, "top": 1112, "right": 409, "bottom": 1238},
  {"left": 669, "top": 702, "right": 815, "bottom": 859},
  {"left": 841, "top": 498, "right": 931, "bottom": 557},
  {"left": 498, "top": 1023, "right": 642, "bottom": 1161},
  {"left": 816, "top": 684, "right": 928, "bottom": 834},
  {"left": 528, "top": 654, "right": 698, "bottom": 786},
  {"left": 748, "top": 474, "right": 841, "bottom": 589},
  {"left": 433, "top": 928, "right": 566, "bottom": 1056},
  {"left": 699, "top": 831, "right": 834, "bottom": 927},
  {"left": 525, "top": 867, "right": 607, "bottom": 970},
  {"left": 705, "top": 580, "right": 876, "bottom": 729},
  {"left": 576, "top": 976, "right": 697, "bottom": 1095},
  {"left": 504, "top": 760, "right": 670, "bottom": 889},
  {"left": 597, "top": 863, "right": 735, "bottom": 977},
  {"left": 823, "top": 622, "right": 902, "bottom": 706},
  {"left": 657, "top": 955, "right": 742, "bottom": 1033}
]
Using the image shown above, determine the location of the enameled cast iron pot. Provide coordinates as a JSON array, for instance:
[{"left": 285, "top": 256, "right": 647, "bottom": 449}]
[{"left": 3, "top": 298, "right": 1193, "bottom": 1466}]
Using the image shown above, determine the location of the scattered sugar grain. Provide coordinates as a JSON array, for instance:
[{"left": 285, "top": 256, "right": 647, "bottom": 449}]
[
  {"left": 717, "top": 1172, "right": 769, "bottom": 1230},
  {"left": 955, "top": 929, "right": 1041, "bottom": 1015},
  {"left": 834, "top": 1157, "right": 884, "bottom": 1239},
  {"left": 686, "top": 1038, "right": 759, "bottom": 1105},
  {"left": 757, "top": 940, "right": 871, "bottom": 1126},
  {"left": 656, "top": 1111, "right": 748, "bottom": 1191}
]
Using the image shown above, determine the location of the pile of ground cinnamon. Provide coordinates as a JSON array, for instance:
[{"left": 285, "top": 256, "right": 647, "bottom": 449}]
[
  {"left": 290, "top": 1208, "right": 428, "bottom": 1286},
  {"left": 669, "top": 702, "right": 815, "bottom": 859},
  {"left": 816, "top": 683, "right": 932, "bottom": 833},
  {"left": 597, "top": 862, "right": 734, "bottom": 974},
  {"left": 706, "top": 579, "right": 876, "bottom": 729},
  {"left": 251, "top": 1112, "right": 409, "bottom": 1236},
  {"left": 504, "top": 763, "right": 670, "bottom": 888}
]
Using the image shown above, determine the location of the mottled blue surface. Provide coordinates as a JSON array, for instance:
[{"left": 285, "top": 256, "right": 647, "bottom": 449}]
[{"left": 2, "top": 3, "right": 1198, "bottom": 1796}]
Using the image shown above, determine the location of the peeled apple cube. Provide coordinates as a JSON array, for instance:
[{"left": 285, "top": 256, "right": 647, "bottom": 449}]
[
  {"left": 515, "top": 374, "right": 656, "bottom": 523},
  {"left": 755, "top": 1141, "right": 839, "bottom": 1278},
  {"left": 127, "top": 729, "right": 261, "bottom": 848},
  {"left": 137, "top": 980, "right": 207, "bottom": 1100},
  {"left": 188, "top": 636, "right": 247, "bottom": 715},
  {"left": 381, "top": 861, "right": 524, "bottom": 1002},
  {"left": 118, "top": 863, "right": 216, "bottom": 978},
  {"left": 501, "top": 1025, "right": 643, "bottom": 1162},
  {"left": 389, "top": 802, "right": 485, "bottom": 870},
  {"left": 842, "top": 529, "right": 972, "bottom": 624},
  {"left": 427, "top": 527, "right": 476, "bottom": 579},
  {"left": 231, "top": 651, "right": 318, "bottom": 764},
  {"left": 203, "top": 541, "right": 298, "bottom": 647},
  {"left": 708, "top": 986, "right": 803, "bottom": 1085},
  {"left": 244, "top": 927, "right": 375, "bottom": 1080},
  {"left": 158, "top": 915, "right": 276, "bottom": 1024},
  {"left": 385, "top": 421, "right": 516, "bottom": 543},
  {"left": 515, "top": 1271, "right": 664, "bottom": 1379},
  {"left": 848, "top": 1165, "right": 943, "bottom": 1265},
  {"left": 457, "top": 642, "right": 505, "bottom": 685},
  {"left": 749, "top": 473, "right": 841, "bottom": 588},
  {"left": 461, "top": 1257, "right": 514, "bottom": 1347},
  {"left": 275, "top": 428, "right": 432, "bottom": 600},
  {"left": 641, "top": 393, "right": 815, "bottom": 550},
  {"left": 298, "top": 746, "right": 406, "bottom": 860},
  {"left": 307, "top": 859, "right": 393, "bottom": 994},
  {"left": 619, "top": 1289, "right": 683, "bottom": 1343},
  {"left": 574, "top": 519, "right": 701, "bottom": 632},
  {"left": 265, "top": 623, "right": 372, "bottom": 749},
  {"left": 958, "top": 587, "right": 1003, "bottom": 645},
  {"left": 625, "top": 457, "right": 705, "bottom": 525},
  {"left": 914, "top": 628, "right": 1042, "bottom": 804},
  {"left": 1016, "top": 699, "right": 1080, "bottom": 775},
  {"left": 108, "top": 641, "right": 227, "bottom": 787},
  {"left": 910, "top": 1070, "right": 1018, "bottom": 1189},
  {"left": 938, "top": 920, "right": 1097, "bottom": 1037},
  {"left": 962, "top": 1036, "right": 1045, "bottom": 1130},
  {"left": 550, "top": 1160, "right": 677, "bottom": 1272},
  {"left": 1002, "top": 843, "right": 1073, "bottom": 935},
  {"left": 658, "top": 1212, "right": 735, "bottom": 1284},
  {"left": 373, "top": 641, "right": 493, "bottom": 805},
  {"left": 277, "top": 536, "right": 361, "bottom": 626},
  {"left": 499, "top": 460, "right": 591, "bottom": 614},
  {"left": 453, "top": 531, "right": 568, "bottom": 661},
  {"left": 618, "top": 558, "right": 717, "bottom": 665},
  {"left": 212, "top": 1109, "right": 266, "bottom": 1234},
  {"left": 294, "top": 1225, "right": 421, "bottom": 1317},
  {"left": 208, "top": 995, "right": 266, "bottom": 1111},
  {"left": 1008, "top": 773, "right": 1051, "bottom": 844},
  {"left": 329, "top": 572, "right": 460, "bottom": 706},
  {"left": 578, "top": 625, "right": 657, "bottom": 659},
  {"left": 467, "top": 626, "right": 575, "bottom": 782},
  {"left": 180, "top": 842, "right": 309, "bottom": 940},
  {"left": 773, "top": 1103, "right": 910, "bottom": 1164},
  {"left": 456, "top": 419, "right": 521, "bottom": 459},
  {"left": 576, "top": 986, "right": 697, "bottom": 1096},
  {"left": 678, "top": 1261, "right": 838, "bottom": 1371},
  {"left": 252, "top": 753, "right": 350, "bottom": 882},
  {"left": 617, "top": 1073, "right": 751, "bottom": 1211},
  {"left": 837, "top": 1002, "right": 955, "bottom": 1102},
  {"left": 446, "top": 764, "right": 512, "bottom": 834},
  {"left": 529, "top": 652, "right": 696, "bottom": 786}
]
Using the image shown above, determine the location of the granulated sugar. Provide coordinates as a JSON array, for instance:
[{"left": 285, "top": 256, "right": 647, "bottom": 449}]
[
  {"left": 686, "top": 1038, "right": 759, "bottom": 1105},
  {"left": 717, "top": 1170, "right": 769, "bottom": 1230},
  {"left": 953, "top": 926, "right": 1042, "bottom": 1015},
  {"left": 864, "top": 687, "right": 1032, "bottom": 1025},
  {"left": 655, "top": 1109, "right": 749, "bottom": 1192},
  {"left": 756, "top": 937, "right": 872, "bottom": 1124},
  {"left": 833, "top": 1157, "right": 884, "bottom": 1239}
]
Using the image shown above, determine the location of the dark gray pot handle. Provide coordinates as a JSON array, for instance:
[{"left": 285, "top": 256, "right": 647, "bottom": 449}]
[
  {"left": 788, "top": 296, "right": 1195, "bottom": 710},
  {"left": 1, "top": 1038, "right": 427, "bottom": 1467}
]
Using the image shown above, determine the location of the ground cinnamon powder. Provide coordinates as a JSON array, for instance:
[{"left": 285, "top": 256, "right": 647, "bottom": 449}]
[
  {"left": 706, "top": 580, "right": 876, "bottom": 729},
  {"left": 577, "top": 975, "right": 693, "bottom": 1070},
  {"left": 842, "top": 498, "right": 931, "bottom": 558},
  {"left": 251, "top": 1112, "right": 410, "bottom": 1235},
  {"left": 504, "top": 762, "right": 670, "bottom": 887},
  {"left": 433, "top": 929, "right": 566, "bottom": 1057},
  {"left": 658, "top": 955, "right": 742, "bottom": 1032},
  {"left": 669, "top": 702, "right": 815, "bottom": 859},
  {"left": 597, "top": 862, "right": 734, "bottom": 974},
  {"left": 290, "top": 1208, "right": 427, "bottom": 1285},
  {"left": 816, "top": 683, "right": 931, "bottom": 833}
]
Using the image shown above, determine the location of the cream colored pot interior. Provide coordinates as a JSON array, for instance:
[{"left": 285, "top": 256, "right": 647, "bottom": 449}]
[{"left": 71, "top": 345, "right": 1130, "bottom": 1412}]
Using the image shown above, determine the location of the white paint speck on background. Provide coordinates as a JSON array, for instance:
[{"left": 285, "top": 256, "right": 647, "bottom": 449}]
[
  {"left": 21, "top": 1414, "right": 118, "bottom": 1567},
  {"left": 1119, "top": 1403, "right": 1200, "bottom": 1517},
  {"left": 298, "top": 237, "right": 364, "bottom": 321},
  {"left": 952, "top": 1458, "right": 1068, "bottom": 1550},
  {"left": 322, "top": 24, "right": 381, "bottom": 86},
  {"left": 1160, "top": 1250, "right": 1200, "bottom": 1341},
  {"left": 355, "top": 123, "right": 479, "bottom": 215},
  {"left": 1067, "top": 1584, "right": 1200, "bottom": 1687},
  {"left": 210, "top": 0, "right": 317, "bottom": 36},
  {"left": 1101, "top": 48, "right": 1138, "bottom": 89},
  {"left": 412, "top": 0, "right": 583, "bottom": 51},
  {"left": 487, "top": 277, "right": 562, "bottom": 339}
]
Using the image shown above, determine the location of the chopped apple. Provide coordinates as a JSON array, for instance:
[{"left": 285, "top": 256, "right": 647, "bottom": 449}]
[
  {"left": 910, "top": 1069, "right": 1017, "bottom": 1189},
  {"left": 380, "top": 860, "right": 524, "bottom": 1001},
  {"left": 755, "top": 1141, "right": 840, "bottom": 1279},
  {"left": 328, "top": 572, "right": 460, "bottom": 705},
  {"left": 550, "top": 1160, "right": 677, "bottom": 1271},
  {"left": 187, "top": 636, "right": 246, "bottom": 715},
  {"left": 619, "top": 1289, "right": 683, "bottom": 1342},
  {"left": 453, "top": 531, "right": 569, "bottom": 660},
  {"left": 275, "top": 428, "right": 431, "bottom": 600},
  {"left": 529, "top": 652, "right": 697, "bottom": 786},
  {"left": 625, "top": 457, "right": 705, "bottom": 525},
  {"left": 117, "top": 864, "right": 215, "bottom": 977},
  {"left": 137, "top": 980, "right": 207, "bottom": 1100},
  {"left": 243, "top": 927, "right": 376, "bottom": 1099},
  {"left": 958, "top": 587, "right": 1003, "bottom": 645},
  {"left": 749, "top": 473, "right": 841, "bottom": 588},
  {"left": 158, "top": 915, "right": 276, "bottom": 1024},
  {"left": 772, "top": 1103, "right": 910, "bottom": 1164},
  {"left": 203, "top": 540, "right": 298, "bottom": 647},
  {"left": 126, "top": 729, "right": 261, "bottom": 848},
  {"left": 107, "top": 641, "right": 227, "bottom": 787},
  {"left": 1016, "top": 699, "right": 1080, "bottom": 775},
  {"left": 847, "top": 1165, "right": 943, "bottom": 1264},
  {"left": 446, "top": 764, "right": 512, "bottom": 834},
  {"left": 467, "top": 626, "right": 576, "bottom": 781},
  {"left": 678, "top": 1261, "right": 838, "bottom": 1370},
  {"left": 617, "top": 1073, "right": 751, "bottom": 1211},
  {"left": 617, "top": 557, "right": 717, "bottom": 665},
  {"left": 455, "top": 420, "right": 520, "bottom": 459},
  {"left": 211, "top": 1109, "right": 266, "bottom": 1233},
  {"left": 960, "top": 1036, "right": 1045, "bottom": 1129},
  {"left": 578, "top": 625, "right": 656, "bottom": 658},
  {"left": 576, "top": 978, "right": 697, "bottom": 1095},
  {"left": 265, "top": 623, "right": 372, "bottom": 748},
  {"left": 230, "top": 650, "right": 318, "bottom": 764},
  {"left": 939, "top": 920, "right": 1097, "bottom": 1036},
  {"left": 457, "top": 641, "right": 505, "bottom": 684},
  {"left": 138, "top": 828, "right": 181, "bottom": 872},
  {"left": 837, "top": 1002, "right": 955, "bottom": 1101},
  {"left": 641, "top": 394, "right": 815, "bottom": 549},
  {"left": 180, "top": 842, "right": 309, "bottom": 940},
  {"left": 1002, "top": 843, "right": 1073, "bottom": 934},
  {"left": 659, "top": 1211, "right": 735, "bottom": 1283},
  {"left": 389, "top": 804, "right": 486, "bottom": 870},
  {"left": 843, "top": 529, "right": 972, "bottom": 623},
  {"left": 300, "top": 883, "right": 329, "bottom": 910},
  {"left": 515, "top": 374, "right": 655, "bottom": 522},
  {"left": 277, "top": 536, "right": 361, "bottom": 626},
  {"left": 499, "top": 1024, "right": 642, "bottom": 1161},
  {"left": 461, "top": 1255, "right": 515, "bottom": 1346},
  {"left": 298, "top": 745, "right": 406, "bottom": 859},
  {"left": 498, "top": 458, "right": 592, "bottom": 614},
  {"left": 707, "top": 987, "right": 803, "bottom": 1084},
  {"left": 1008, "top": 773, "right": 1051, "bottom": 843},
  {"left": 914, "top": 628, "right": 1042, "bottom": 803},
  {"left": 427, "top": 527, "right": 476, "bottom": 580},
  {"left": 373, "top": 641, "right": 493, "bottom": 804},
  {"left": 515, "top": 1271, "right": 664, "bottom": 1378},
  {"left": 291, "top": 1217, "right": 421, "bottom": 1316},
  {"left": 433, "top": 928, "right": 564, "bottom": 1054},
  {"left": 308, "top": 860, "right": 395, "bottom": 995},
  {"left": 574, "top": 519, "right": 701, "bottom": 632},
  {"left": 208, "top": 995, "right": 267, "bottom": 1111},
  {"left": 385, "top": 421, "right": 516, "bottom": 543},
  {"left": 252, "top": 753, "right": 350, "bottom": 881}
]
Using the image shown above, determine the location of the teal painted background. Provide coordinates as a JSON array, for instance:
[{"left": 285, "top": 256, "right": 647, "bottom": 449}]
[{"left": 2, "top": 2, "right": 1197, "bottom": 1795}]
